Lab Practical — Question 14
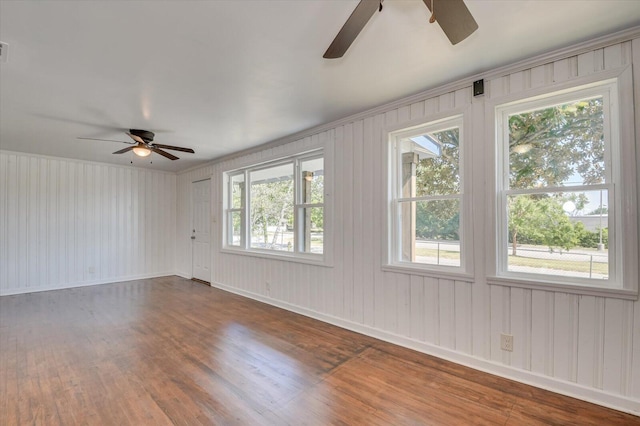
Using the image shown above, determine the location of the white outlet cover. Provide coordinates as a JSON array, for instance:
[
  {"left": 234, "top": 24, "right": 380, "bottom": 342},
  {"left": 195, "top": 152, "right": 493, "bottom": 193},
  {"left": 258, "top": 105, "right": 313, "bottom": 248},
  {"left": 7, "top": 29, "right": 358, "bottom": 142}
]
[{"left": 501, "top": 333, "right": 514, "bottom": 352}]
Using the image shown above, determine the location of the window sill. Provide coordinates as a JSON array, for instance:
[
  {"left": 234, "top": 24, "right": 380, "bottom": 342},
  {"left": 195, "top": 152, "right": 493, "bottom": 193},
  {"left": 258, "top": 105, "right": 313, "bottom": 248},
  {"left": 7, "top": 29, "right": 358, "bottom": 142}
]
[
  {"left": 487, "top": 275, "right": 638, "bottom": 300},
  {"left": 220, "top": 247, "right": 332, "bottom": 268},
  {"left": 382, "top": 263, "right": 474, "bottom": 282}
]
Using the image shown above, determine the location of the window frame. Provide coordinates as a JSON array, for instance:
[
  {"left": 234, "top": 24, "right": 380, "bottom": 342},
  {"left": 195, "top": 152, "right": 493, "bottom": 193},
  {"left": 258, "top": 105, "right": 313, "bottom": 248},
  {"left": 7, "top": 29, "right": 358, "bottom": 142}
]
[
  {"left": 222, "top": 149, "right": 326, "bottom": 264},
  {"left": 226, "top": 172, "right": 245, "bottom": 248},
  {"left": 489, "top": 67, "right": 638, "bottom": 298},
  {"left": 386, "top": 111, "right": 473, "bottom": 278},
  {"left": 294, "top": 154, "right": 325, "bottom": 254}
]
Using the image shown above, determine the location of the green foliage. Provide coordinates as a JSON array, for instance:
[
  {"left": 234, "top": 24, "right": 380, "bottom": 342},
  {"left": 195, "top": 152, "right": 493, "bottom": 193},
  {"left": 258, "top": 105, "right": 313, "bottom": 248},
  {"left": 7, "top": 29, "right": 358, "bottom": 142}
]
[
  {"left": 566, "top": 192, "right": 589, "bottom": 213},
  {"left": 509, "top": 98, "right": 605, "bottom": 189},
  {"left": 250, "top": 178, "right": 294, "bottom": 244},
  {"left": 573, "top": 222, "right": 609, "bottom": 249},
  {"left": 248, "top": 170, "right": 324, "bottom": 248},
  {"left": 416, "top": 200, "right": 459, "bottom": 240},
  {"left": 231, "top": 177, "right": 244, "bottom": 208},
  {"left": 414, "top": 128, "right": 460, "bottom": 240},
  {"left": 505, "top": 98, "right": 606, "bottom": 253},
  {"left": 415, "top": 129, "right": 460, "bottom": 196},
  {"left": 408, "top": 97, "right": 606, "bottom": 251},
  {"left": 310, "top": 208, "right": 323, "bottom": 230},
  {"left": 536, "top": 197, "right": 578, "bottom": 251},
  {"left": 508, "top": 195, "right": 611, "bottom": 253},
  {"left": 508, "top": 196, "right": 543, "bottom": 253},
  {"left": 588, "top": 206, "right": 609, "bottom": 215},
  {"left": 309, "top": 175, "right": 324, "bottom": 229},
  {"left": 508, "top": 195, "right": 578, "bottom": 254}
]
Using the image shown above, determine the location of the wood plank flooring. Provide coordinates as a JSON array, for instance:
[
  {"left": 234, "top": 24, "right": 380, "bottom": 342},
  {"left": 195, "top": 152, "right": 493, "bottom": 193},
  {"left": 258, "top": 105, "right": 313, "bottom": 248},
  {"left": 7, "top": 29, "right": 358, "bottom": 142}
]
[{"left": 1, "top": 276, "right": 638, "bottom": 425}]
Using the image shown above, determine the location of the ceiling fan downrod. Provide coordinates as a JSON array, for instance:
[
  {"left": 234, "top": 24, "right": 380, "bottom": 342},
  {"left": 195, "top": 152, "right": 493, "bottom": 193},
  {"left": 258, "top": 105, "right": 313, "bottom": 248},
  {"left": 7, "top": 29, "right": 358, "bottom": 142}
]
[{"left": 429, "top": 0, "right": 436, "bottom": 23}]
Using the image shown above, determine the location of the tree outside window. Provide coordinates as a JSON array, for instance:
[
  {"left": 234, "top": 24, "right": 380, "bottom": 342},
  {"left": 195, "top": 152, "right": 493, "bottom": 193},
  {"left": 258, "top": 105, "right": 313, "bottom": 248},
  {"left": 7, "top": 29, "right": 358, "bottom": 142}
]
[
  {"left": 389, "top": 116, "right": 466, "bottom": 271},
  {"left": 497, "top": 84, "right": 616, "bottom": 282},
  {"left": 225, "top": 152, "right": 324, "bottom": 257}
]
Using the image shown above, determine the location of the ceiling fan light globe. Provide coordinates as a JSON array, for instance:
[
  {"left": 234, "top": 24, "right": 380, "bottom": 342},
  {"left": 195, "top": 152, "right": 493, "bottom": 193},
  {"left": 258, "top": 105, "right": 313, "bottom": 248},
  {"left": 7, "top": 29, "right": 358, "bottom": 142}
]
[{"left": 133, "top": 146, "right": 152, "bottom": 157}]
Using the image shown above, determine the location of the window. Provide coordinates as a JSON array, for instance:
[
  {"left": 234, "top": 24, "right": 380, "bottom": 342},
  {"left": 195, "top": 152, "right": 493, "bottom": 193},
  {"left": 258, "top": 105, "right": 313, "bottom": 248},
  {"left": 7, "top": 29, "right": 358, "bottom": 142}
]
[
  {"left": 228, "top": 173, "right": 244, "bottom": 247},
  {"left": 249, "top": 162, "right": 295, "bottom": 252},
  {"left": 224, "top": 151, "right": 324, "bottom": 259},
  {"left": 495, "top": 79, "right": 626, "bottom": 288},
  {"left": 388, "top": 115, "right": 469, "bottom": 274}
]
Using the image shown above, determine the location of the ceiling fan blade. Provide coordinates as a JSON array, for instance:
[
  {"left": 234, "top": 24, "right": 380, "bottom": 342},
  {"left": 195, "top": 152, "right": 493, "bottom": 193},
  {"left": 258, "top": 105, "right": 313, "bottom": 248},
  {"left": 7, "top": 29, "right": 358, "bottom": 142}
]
[
  {"left": 324, "top": 0, "right": 382, "bottom": 59},
  {"left": 151, "top": 143, "right": 195, "bottom": 153},
  {"left": 113, "top": 146, "right": 135, "bottom": 154},
  {"left": 422, "top": 0, "right": 478, "bottom": 45},
  {"left": 78, "top": 137, "right": 134, "bottom": 144},
  {"left": 126, "top": 132, "right": 146, "bottom": 144},
  {"left": 151, "top": 147, "right": 179, "bottom": 160}
]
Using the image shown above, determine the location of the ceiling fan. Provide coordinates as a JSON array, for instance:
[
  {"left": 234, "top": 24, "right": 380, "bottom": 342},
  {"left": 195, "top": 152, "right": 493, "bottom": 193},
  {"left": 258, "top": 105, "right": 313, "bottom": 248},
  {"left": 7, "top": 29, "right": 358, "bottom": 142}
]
[
  {"left": 324, "top": 0, "right": 478, "bottom": 59},
  {"left": 78, "top": 129, "right": 195, "bottom": 160}
]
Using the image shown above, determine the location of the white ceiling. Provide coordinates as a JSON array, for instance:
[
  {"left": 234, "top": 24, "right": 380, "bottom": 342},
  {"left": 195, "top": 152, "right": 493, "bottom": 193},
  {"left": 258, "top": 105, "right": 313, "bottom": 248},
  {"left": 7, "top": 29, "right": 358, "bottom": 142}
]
[{"left": 1, "top": 1, "right": 639, "bottom": 173}]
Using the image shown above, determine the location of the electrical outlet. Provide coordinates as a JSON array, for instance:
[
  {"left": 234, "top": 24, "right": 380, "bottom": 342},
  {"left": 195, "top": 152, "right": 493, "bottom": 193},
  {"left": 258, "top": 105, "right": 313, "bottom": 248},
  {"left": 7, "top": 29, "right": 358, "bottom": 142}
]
[
  {"left": 88, "top": 266, "right": 95, "bottom": 274},
  {"left": 501, "top": 333, "right": 514, "bottom": 352},
  {"left": 266, "top": 282, "right": 271, "bottom": 294}
]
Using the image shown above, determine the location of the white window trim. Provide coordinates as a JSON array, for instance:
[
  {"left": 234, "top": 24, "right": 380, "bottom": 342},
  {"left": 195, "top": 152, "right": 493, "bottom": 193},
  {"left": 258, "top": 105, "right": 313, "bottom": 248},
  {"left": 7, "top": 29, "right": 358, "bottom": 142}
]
[
  {"left": 486, "top": 66, "right": 638, "bottom": 299},
  {"left": 222, "top": 149, "right": 330, "bottom": 266},
  {"left": 226, "top": 172, "right": 245, "bottom": 248},
  {"left": 294, "top": 152, "right": 325, "bottom": 254},
  {"left": 385, "top": 109, "right": 473, "bottom": 278}
]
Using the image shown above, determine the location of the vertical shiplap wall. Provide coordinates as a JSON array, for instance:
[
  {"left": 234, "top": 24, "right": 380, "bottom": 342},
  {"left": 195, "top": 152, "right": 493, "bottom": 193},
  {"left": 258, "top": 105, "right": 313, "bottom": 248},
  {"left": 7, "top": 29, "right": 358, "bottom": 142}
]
[
  {"left": 0, "top": 152, "right": 177, "bottom": 295},
  {"left": 176, "top": 37, "right": 640, "bottom": 413},
  {"left": 484, "top": 41, "right": 639, "bottom": 408}
]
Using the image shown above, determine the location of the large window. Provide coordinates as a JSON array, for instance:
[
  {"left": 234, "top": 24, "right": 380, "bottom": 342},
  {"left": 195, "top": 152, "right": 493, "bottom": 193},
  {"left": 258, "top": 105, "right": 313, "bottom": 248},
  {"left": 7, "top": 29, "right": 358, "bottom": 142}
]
[
  {"left": 224, "top": 151, "right": 324, "bottom": 259},
  {"left": 388, "top": 115, "right": 469, "bottom": 273},
  {"left": 495, "top": 80, "right": 623, "bottom": 287}
]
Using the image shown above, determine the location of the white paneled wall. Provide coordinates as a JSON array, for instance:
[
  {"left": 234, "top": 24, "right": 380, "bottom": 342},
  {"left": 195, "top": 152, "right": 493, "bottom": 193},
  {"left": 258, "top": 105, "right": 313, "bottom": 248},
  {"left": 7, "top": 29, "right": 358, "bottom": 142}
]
[
  {"left": 176, "top": 35, "right": 640, "bottom": 414},
  {"left": 0, "top": 152, "right": 176, "bottom": 295}
]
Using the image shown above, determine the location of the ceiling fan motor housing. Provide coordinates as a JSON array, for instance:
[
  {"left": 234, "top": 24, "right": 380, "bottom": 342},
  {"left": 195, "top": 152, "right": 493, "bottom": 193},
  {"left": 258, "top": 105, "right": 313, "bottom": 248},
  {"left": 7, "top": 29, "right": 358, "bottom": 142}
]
[{"left": 130, "top": 129, "right": 155, "bottom": 142}]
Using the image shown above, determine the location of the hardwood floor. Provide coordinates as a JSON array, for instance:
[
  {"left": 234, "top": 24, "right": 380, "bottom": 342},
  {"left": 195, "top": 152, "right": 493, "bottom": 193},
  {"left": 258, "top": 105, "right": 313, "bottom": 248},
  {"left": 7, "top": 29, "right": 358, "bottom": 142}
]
[{"left": 1, "top": 276, "right": 638, "bottom": 425}]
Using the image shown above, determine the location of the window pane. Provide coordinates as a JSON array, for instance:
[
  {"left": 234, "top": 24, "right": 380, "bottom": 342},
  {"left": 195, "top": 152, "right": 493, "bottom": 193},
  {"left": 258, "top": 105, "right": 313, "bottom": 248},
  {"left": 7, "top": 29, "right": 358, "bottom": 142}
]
[
  {"left": 228, "top": 211, "right": 242, "bottom": 246},
  {"left": 300, "top": 157, "right": 324, "bottom": 204},
  {"left": 300, "top": 207, "right": 323, "bottom": 254},
  {"left": 400, "top": 127, "right": 460, "bottom": 197},
  {"left": 506, "top": 190, "right": 609, "bottom": 279},
  {"left": 400, "top": 199, "right": 460, "bottom": 267},
  {"left": 249, "top": 164, "right": 294, "bottom": 251},
  {"left": 508, "top": 97, "right": 605, "bottom": 190},
  {"left": 231, "top": 174, "right": 244, "bottom": 209}
]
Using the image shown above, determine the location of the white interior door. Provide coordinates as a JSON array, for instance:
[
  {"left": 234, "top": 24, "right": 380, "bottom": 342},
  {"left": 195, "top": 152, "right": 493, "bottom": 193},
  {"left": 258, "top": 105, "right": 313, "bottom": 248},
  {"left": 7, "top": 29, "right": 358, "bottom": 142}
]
[{"left": 192, "top": 179, "right": 211, "bottom": 283}]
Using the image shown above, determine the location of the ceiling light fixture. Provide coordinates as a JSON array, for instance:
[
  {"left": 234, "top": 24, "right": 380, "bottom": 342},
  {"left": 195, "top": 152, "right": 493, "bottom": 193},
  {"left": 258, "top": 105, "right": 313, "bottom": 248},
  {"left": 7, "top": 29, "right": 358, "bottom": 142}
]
[{"left": 132, "top": 146, "right": 151, "bottom": 157}]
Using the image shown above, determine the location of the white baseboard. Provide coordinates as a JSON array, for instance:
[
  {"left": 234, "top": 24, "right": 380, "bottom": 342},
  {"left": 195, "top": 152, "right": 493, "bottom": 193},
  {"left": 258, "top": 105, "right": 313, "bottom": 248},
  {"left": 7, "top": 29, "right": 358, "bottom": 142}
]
[
  {"left": 210, "top": 280, "right": 640, "bottom": 417},
  {"left": 0, "top": 272, "right": 176, "bottom": 296}
]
